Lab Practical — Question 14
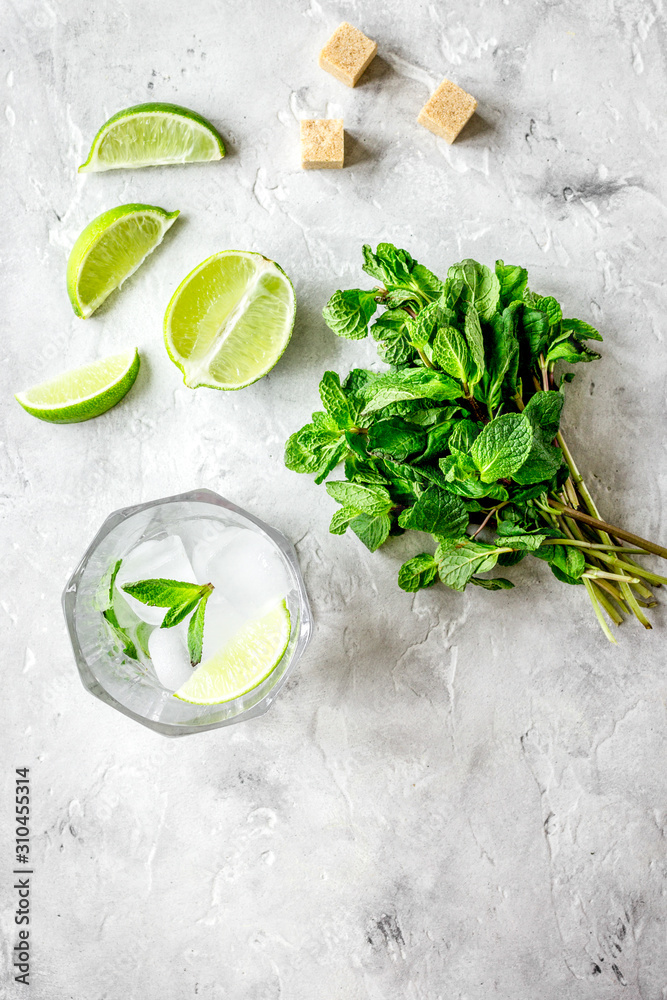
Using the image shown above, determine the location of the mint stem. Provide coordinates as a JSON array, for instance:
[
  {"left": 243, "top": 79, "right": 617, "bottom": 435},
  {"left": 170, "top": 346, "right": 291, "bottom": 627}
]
[{"left": 548, "top": 501, "right": 667, "bottom": 560}]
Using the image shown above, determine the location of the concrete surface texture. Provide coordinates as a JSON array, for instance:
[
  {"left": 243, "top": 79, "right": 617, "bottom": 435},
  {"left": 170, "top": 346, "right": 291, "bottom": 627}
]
[{"left": 1, "top": 0, "right": 667, "bottom": 997}]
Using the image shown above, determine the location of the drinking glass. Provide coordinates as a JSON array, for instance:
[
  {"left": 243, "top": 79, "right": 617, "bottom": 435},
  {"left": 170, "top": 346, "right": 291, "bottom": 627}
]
[{"left": 62, "top": 489, "right": 312, "bottom": 736}]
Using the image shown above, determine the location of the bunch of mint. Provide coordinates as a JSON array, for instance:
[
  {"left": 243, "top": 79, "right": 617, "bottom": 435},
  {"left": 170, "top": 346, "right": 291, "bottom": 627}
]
[{"left": 285, "top": 244, "right": 667, "bottom": 641}]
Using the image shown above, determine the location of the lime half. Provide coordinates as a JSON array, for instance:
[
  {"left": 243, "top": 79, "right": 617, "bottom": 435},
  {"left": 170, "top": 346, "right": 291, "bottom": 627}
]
[
  {"left": 174, "top": 601, "right": 291, "bottom": 705},
  {"left": 164, "top": 250, "right": 296, "bottom": 390},
  {"left": 79, "top": 103, "right": 225, "bottom": 172},
  {"left": 15, "top": 348, "right": 140, "bottom": 423},
  {"left": 67, "top": 203, "right": 179, "bottom": 319}
]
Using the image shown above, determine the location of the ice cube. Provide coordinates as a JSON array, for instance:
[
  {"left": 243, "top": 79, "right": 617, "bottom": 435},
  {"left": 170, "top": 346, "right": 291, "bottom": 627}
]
[
  {"left": 200, "top": 591, "right": 247, "bottom": 663},
  {"left": 188, "top": 525, "right": 247, "bottom": 585},
  {"left": 176, "top": 517, "right": 231, "bottom": 564},
  {"left": 148, "top": 623, "right": 194, "bottom": 691},
  {"left": 203, "top": 529, "right": 291, "bottom": 620},
  {"left": 115, "top": 535, "right": 197, "bottom": 625}
]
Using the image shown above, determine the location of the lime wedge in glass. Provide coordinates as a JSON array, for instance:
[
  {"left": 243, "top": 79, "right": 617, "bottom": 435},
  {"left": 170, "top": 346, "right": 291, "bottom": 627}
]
[
  {"left": 15, "top": 348, "right": 140, "bottom": 423},
  {"left": 174, "top": 602, "right": 291, "bottom": 705},
  {"left": 164, "top": 250, "right": 296, "bottom": 390},
  {"left": 67, "top": 203, "right": 179, "bottom": 319},
  {"left": 79, "top": 102, "right": 225, "bottom": 172}
]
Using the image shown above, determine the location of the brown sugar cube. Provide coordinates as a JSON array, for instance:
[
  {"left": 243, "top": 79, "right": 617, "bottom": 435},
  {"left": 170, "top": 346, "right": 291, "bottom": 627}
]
[
  {"left": 417, "top": 78, "right": 478, "bottom": 144},
  {"left": 319, "top": 22, "right": 377, "bottom": 88},
  {"left": 300, "top": 119, "right": 344, "bottom": 170}
]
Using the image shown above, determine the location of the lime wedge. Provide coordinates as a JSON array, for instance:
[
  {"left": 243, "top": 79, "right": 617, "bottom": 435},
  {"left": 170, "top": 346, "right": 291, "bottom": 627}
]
[
  {"left": 15, "top": 348, "right": 140, "bottom": 423},
  {"left": 79, "top": 103, "right": 225, "bottom": 172},
  {"left": 67, "top": 203, "right": 179, "bottom": 319},
  {"left": 174, "top": 602, "right": 291, "bottom": 705},
  {"left": 164, "top": 251, "right": 296, "bottom": 390}
]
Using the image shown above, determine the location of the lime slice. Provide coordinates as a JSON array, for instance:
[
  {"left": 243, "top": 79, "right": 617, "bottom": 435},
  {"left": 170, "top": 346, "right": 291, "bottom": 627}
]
[
  {"left": 79, "top": 103, "right": 225, "bottom": 172},
  {"left": 164, "top": 250, "right": 296, "bottom": 390},
  {"left": 67, "top": 203, "right": 179, "bottom": 319},
  {"left": 15, "top": 348, "right": 140, "bottom": 423},
  {"left": 174, "top": 602, "right": 291, "bottom": 705}
]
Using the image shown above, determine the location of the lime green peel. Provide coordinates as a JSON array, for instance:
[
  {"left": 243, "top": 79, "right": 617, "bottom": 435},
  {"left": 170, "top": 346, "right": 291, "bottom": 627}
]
[
  {"left": 15, "top": 348, "right": 140, "bottom": 424},
  {"left": 164, "top": 250, "right": 296, "bottom": 390},
  {"left": 67, "top": 203, "right": 179, "bottom": 319},
  {"left": 79, "top": 103, "right": 225, "bottom": 172},
  {"left": 174, "top": 601, "right": 291, "bottom": 705}
]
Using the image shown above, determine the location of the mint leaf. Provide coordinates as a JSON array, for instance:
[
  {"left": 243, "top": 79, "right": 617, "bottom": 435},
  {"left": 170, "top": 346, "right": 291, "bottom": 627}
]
[
  {"left": 546, "top": 338, "right": 601, "bottom": 365},
  {"left": 330, "top": 506, "right": 359, "bottom": 535},
  {"left": 398, "top": 553, "right": 438, "bottom": 592},
  {"left": 495, "top": 260, "right": 527, "bottom": 305},
  {"left": 381, "top": 458, "right": 429, "bottom": 498},
  {"left": 406, "top": 300, "right": 438, "bottom": 349},
  {"left": 363, "top": 243, "right": 415, "bottom": 286},
  {"left": 371, "top": 310, "right": 416, "bottom": 366},
  {"left": 102, "top": 606, "right": 121, "bottom": 629},
  {"left": 419, "top": 421, "right": 455, "bottom": 463},
  {"left": 544, "top": 312, "right": 603, "bottom": 365},
  {"left": 520, "top": 307, "right": 550, "bottom": 360},
  {"left": 326, "top": 481, "right": 393, "bottom": 515},
  {"left": 361, "top": 368, "right": 463, "bottom": 414},
  {"left": 385, "top": 288, "right": 421, "bottom": 308},
  {"left": 102, "top": 608, "right": 138, "bottom": 660},
  {"left": 367, "top": 418, "right": 426, "bottom": 462},
  {"left": 411, "top": 263, "right": 445, "bottom": 300},
  {"left": 513, "top": 391, "right": 564, "bottom": 485},
  {"left": 525, "top": 291, "right": 562, "bottom": 335},
  {"left": 135, "top": 622, "right": 152, "bottom": 658},
  {"left": 442, "top": 478, "right": 509, "bottom": 501},
  {"left": 344, "top": 454, "right": 389, "bottom": 486},
  {"left": 108, "top": 558, "right": 122, "bottom": 606},
  {"left": 319, "top": 371, "right": 357, "bottom": 429},
  {"left": 119, "top": 578, "right": 214, "bottom": 633},
  {"left": 464, "top": 305, "right": 486, "bottom": 385},
  {"left": 187, "top": 589, "right": 211, "bottom": 666},
  {"left": 470, "top": 576, "right": 514, "bottom": 590},
  {"left": 435, "top": 538, "right": 504, "bottom": 592},
  {"left": 483, "top": 304, "right": 520, "bottom": 407},
  {"left": 496, "top": 533, "right": 547, "bottom": 551},
  {"left": 448, "top": 419, "right": 481, "bottom": 453},
  {"left": 562, "top": 317, "right": 602, "bottom": 342},
  {"left": 350, "top": 512, "right": 391, "bottom": 551},
  {"left": 285, "top": 417, "right": 346, "bottom": 483},
  {"left": 471, "top": 413, "right": 533, "bottom": 482},
  {"left": 162, "top": 592, "right": 208, "bottom": 629},
  {"left": 439, "top": 453, "right": 509, "bottom": 499},
  {"left": 122, "top": 579, "right": 208, "bottom": 608},
  {"left": 432, "top": 324, "right": 471, "bottom": 383},
  {"left": 398, "top": 487, "right": 468, "bottom": 537},
  {"left": 513, "top": 450, "right": 563, "bottom": 487},
  {"left": 121, "top": 579, "right": 208, "bottom": 608},
  {"left": 362, "top": 243, "right": 443, "bottom": 301},
  {"left": 323, "top": 288, "right": 377, "bottom": 340},
  {"left": 343, "top": 368, "right": 378, "bottom": 398},
  {"left": 533, "top": 542, "right": 586, "bottom": 584},
  {"left": 523, "top": 390, "right": 564, "bottom": 437},
  {"left": 448, "top": 259, "right": 500, "bottom": 321}
]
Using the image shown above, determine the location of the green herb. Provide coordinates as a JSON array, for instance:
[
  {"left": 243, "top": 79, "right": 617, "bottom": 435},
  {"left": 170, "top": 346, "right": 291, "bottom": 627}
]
[
  {"left": 121, "top": 578, "right": 209, "bottom": 609},
  {"left": 102, "top": 605, "right": 138, "bottom": 661},
  {"left": 101, "top": 570, "right": 215, "bottom": 665},
  {"left": 187, "top": 588, "right": 212, "bottom": 667},
  {"left": 122, "top": 577, "right": 214, "bottom": 657},
  {"left": 285, "top": 243, "right": 667, "bottom": 641}
]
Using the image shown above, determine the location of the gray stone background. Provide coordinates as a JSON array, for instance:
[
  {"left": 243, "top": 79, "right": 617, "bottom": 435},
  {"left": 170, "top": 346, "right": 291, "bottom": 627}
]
[{"left": 2, "top": 0, "right": 667, "bottom": 996}]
